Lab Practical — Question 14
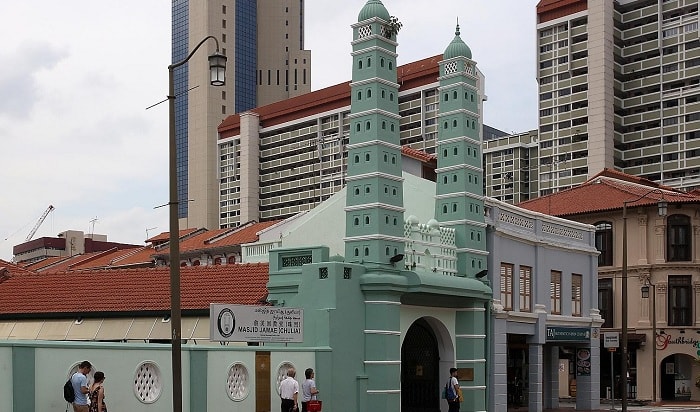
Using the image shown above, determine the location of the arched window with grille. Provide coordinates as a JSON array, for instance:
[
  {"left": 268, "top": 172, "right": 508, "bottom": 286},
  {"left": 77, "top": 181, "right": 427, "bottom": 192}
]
[
  {"left": 594, "top": 221, "right": 613, "bottom": 266},
  {"left": 667, "top": 214, "right": 691, "bottom": 261}
]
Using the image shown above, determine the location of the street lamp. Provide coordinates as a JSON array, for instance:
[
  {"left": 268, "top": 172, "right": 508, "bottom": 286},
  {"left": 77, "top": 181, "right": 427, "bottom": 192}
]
[
  {"left": 621, "top": 190, "right": 667, "bottom": 411},
  {"left": 641, "top": 280, "right": 657, "bottom": 404},
  {"left": 168, "top": 35, "right": 226, "bottom": 412}
]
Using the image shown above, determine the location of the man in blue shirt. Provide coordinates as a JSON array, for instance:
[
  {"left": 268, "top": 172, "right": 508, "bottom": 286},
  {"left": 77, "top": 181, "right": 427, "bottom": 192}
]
[{"left": 71, "top": 360, "right": 92, "bottom": 412}]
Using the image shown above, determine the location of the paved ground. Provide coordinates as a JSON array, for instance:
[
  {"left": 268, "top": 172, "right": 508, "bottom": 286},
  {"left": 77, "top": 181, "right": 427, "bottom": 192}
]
[{"left": 508, "top": 401, "right": 700, "bottom": 411}]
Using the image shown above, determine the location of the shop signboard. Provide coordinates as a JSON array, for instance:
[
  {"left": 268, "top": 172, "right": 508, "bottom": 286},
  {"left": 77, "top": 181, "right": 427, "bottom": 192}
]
[
  {"left": 545, "top": 326, "right": 590, "bottom": 342},
  {"left": 210, "top": 304, "right": 303, "bottom": 342}
]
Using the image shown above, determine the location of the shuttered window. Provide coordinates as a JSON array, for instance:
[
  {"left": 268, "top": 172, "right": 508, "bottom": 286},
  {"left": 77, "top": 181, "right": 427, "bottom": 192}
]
[
  {"left": 550, "top": 271, "right": 562, "bottom": 315},
  {"left": 572, "top": 274, "right": 582, "bottom": 316},
  {"left": 519, "top": 266, "right": 532, "bottom": 312},
  {"left": 500, "top": 263, "right": 514, "bottom": 311}
]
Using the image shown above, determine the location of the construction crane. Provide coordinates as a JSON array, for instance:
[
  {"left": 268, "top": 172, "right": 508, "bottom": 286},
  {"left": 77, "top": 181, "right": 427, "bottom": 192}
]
[{"left": 25, "top": 205, "right": 55, "bottom": 242}]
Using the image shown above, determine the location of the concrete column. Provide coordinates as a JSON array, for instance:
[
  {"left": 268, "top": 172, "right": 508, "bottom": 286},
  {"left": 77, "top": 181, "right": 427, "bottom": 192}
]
[
  {"left": 489, "top": 310, "right": 508, "bottom": 411},
  {"left": 363, "top": 291, "right": 401, "bottom": 412},
  {"left": 529, "top": 343, "right": 545, "bottom": 411},
  {"left": 657, "top": 282, "right": 668, "bottom": 326},
  {"left": 638, "top": 215, "right": 649, "bottom": 265},
  {"left": 456, "top": 302, "right": 488, "bottom": 411},
  {"left": 542, "top": 345, "right": 560, "bottom": 410},
  {"left": 654, "top": 224, "right": 665, "bottom": 264},
  {"left": 575, "top": 341, "right": 601, "bottom": 410}
]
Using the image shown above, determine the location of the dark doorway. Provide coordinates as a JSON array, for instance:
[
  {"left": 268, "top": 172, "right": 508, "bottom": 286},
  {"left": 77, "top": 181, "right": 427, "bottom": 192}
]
[
  {"left": 661, "top": 356, "right": 675, "bottom": 401},
  {"left": 401, "top": 318, "right": 440, "bottom": 412}
]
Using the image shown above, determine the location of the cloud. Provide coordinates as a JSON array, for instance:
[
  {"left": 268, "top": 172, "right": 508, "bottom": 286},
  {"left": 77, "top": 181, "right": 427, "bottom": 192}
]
[{"left": 0, "top": 42, "right": 66, "bottom": 119}]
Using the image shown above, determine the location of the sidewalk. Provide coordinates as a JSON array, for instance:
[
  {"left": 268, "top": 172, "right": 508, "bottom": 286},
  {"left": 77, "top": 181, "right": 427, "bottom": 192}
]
[{"left": 538, "top": 400, "right": 700, "bottom": 411}]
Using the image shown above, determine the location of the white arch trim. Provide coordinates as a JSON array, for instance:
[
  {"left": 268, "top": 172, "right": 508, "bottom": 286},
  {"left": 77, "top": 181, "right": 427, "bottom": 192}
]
[
  {"left": 364, "top": 300, "right": 401, "bottom": 305},
  {"left": 364, "top": 360, "right": 401, "bottom": 365},
  {"left": 364, "top": 329, "right": 400, "bottom": 335}
]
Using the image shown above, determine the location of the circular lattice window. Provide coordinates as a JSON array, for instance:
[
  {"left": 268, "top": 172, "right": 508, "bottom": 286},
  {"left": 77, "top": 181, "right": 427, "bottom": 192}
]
[
  {"left": 133, "top": 361, "right": 162, "bottom": 403},
  {"left": 276, "top": 362, "right": 296, "bottom": 395},
  {"left": 226, "top": 363, "right": 249, "bottom": 401}
]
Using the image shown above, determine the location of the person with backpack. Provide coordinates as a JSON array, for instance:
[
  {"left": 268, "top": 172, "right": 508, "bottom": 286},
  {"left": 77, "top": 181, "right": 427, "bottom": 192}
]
[
  {"left": 445, "top": 367, "right": 460, "bottom": 412},
  {"left": 70, "top": 360, "right": 92, "bottom": 412}
]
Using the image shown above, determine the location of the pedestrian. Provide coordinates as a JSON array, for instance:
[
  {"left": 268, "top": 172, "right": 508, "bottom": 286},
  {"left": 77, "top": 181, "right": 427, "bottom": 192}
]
[
  {"left": 279, "top": 367, "right": 299, "bottom": 412},
  {"left": 301, "top": 368, "right": 320, "bottom": 412},
  {"left": 446, "top": 367, "right": 460, "bottom": 412},
  {"left": 70, "top": 360, "right": 92, "bottom": 412},
  {"left": 88, "top": 371, "right": 107, "bottom": 412}
]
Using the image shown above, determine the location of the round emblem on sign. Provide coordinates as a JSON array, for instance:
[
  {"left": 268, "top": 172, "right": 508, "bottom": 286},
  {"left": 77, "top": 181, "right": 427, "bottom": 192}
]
[{"left": 218, "top": 308, "right": 235, "bottom": 338}]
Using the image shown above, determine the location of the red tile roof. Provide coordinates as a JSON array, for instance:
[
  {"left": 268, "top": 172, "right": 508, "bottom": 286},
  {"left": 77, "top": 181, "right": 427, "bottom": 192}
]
[
  {"left": 218, "top": 55, "right": 442, "bottom": 138},
  {"left": 18, "top": 222, "right": 279, "bottom": 273},
  {"left": 67, "top": 246, "right": 156, "bottom": 271},
  {"left": 153, "top": 220, "right": 281, "bottom": 256},
  {"left": 518, "top": 169, "right": 700, "bottom": 217},
  {"left": 401, "top": 146, "right": 437, "bottom": 163},
  {"left": 0, "top": 259, "right": 35, "bottom": 283},
  {"left": 0, "top": 263, "right": 270, "bottom": 317},
  {"left": 146, "top": 228, "right": 200, "bottom": 243},
  {"left": 536, "top": 0, "right": 587, "bottom": 23}
]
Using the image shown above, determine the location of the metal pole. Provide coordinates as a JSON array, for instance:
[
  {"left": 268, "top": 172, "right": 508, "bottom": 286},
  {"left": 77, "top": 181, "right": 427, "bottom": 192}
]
[
  {"left": 168, "top": 66, "right": 183, "bottom": 412},
  {"left": 166, "top": 35, "right": 222, "bottom": 412},
  {"left": 652, "top": 283, "right": 657, "bottom": 404},
  {"left": 621, "top": 202, "right": 628, "bottom": 412},
  {"left": 611, "top": 349, "right": 616, "bottom": 411}
]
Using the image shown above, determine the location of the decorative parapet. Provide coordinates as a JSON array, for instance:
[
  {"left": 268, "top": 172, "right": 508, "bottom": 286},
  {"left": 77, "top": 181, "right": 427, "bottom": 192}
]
[
  {"left": 541, "top": 223, "right": 584, "bottom": 240},
  {"left": 485, "top": 197, "right": 595, "bottom": 249},
  {"left": 242, "top": 241, "right": 281, "bottom": 263},
  {"left": 498, "top": 211, "right": 534, "bottom": 230}
]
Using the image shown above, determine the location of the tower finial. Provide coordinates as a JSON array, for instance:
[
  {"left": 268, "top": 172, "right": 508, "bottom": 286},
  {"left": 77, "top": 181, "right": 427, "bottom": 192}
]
[{"left": 456, "top": 18, "right": 460, "bottom": 36}]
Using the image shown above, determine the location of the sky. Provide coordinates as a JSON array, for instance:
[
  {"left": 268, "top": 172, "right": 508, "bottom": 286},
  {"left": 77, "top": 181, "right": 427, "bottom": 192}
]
[{"left": 0, "top": 0, "right": 538, "bottom": 261}]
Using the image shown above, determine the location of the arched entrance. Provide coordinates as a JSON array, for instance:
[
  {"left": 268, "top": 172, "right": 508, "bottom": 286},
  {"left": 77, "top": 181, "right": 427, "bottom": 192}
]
[
  {"left": 401, "top": 318, "right": 440, "bottom": 412},
  {"left": 660, "top": 353, "right": 695, "bottom": 401}
]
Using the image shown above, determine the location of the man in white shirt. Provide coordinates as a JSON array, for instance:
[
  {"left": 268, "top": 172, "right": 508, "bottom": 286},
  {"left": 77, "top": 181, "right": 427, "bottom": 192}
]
[{"left": 279, "top": 367, "right": 299, "bottom": 412}]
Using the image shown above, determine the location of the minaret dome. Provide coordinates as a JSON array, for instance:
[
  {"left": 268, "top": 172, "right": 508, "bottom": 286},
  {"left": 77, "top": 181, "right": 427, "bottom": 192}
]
[
  {"left": 358, "top": 0, "right": 391, "bottom": 22},
  {"left": 443, "top": 23, "right": 472, "bottom": 59}
]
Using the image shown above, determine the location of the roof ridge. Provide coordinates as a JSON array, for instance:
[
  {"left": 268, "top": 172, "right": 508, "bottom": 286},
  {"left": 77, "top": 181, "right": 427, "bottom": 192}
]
[{"left": 109, "top": 246, "right": 153, "bottom": 265}]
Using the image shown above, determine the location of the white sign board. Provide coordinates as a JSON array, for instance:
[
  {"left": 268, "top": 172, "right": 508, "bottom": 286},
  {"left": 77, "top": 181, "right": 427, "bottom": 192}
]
[
  {"left": 210, "top": 304, "right": 303, "bottom": 343},
  {"left": 603, "top": 332, "right": 619, "bottom": 348}
]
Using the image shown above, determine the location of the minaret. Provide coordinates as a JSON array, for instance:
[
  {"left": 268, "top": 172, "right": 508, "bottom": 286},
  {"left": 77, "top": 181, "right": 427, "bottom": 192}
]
[
  {"left": 434, "top": 23, "right": 487, "bottom": 276},
  {"left": 345, "top": 0, "right": 404, "bottom": 266}
]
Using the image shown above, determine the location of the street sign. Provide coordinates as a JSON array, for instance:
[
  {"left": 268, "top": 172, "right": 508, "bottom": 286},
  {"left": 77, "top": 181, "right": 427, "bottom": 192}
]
[
  {"left": 608, "top": 347, "right": 616, "bottom": 352},
  {"left": 604, "top": 332, "right": 619, "bottom": 348}
]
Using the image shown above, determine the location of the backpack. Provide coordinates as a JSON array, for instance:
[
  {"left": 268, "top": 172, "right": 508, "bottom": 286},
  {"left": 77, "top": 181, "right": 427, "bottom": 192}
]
[
  {"left": 63, "top": 378, "right": 75, "bottom": 403},
  {"left": 445, "top": 380, "right": 456, "bottom": 401}
]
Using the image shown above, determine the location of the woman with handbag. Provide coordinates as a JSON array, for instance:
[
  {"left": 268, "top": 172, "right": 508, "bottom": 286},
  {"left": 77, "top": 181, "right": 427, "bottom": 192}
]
[{"left": 301, "top": 368, "right": 321, "bottom": 412}]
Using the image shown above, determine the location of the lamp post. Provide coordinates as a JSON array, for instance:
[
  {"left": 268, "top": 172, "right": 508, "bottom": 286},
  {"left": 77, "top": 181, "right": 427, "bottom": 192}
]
[
  {"left": 621, "top": 190, "right": 667, "bottom": 411},
  {"left": 168, "top": 36, "right": 226, "bottom": 412},
  {"left": 641, "top": 281, "right": 657, "bottom": 404}
]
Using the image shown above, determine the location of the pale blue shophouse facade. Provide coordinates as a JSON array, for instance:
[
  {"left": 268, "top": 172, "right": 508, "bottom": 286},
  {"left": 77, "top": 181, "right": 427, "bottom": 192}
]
[{"left": 0, "top": 2, "right": 601, "bottom": 412}]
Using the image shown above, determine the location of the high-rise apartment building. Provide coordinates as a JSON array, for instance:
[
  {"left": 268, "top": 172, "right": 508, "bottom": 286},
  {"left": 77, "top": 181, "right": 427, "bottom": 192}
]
[
  {"left": 216, "top": 56, "right": 493, "bottom": 229},
  {"left": 534, "top": 0, "right": 700, "bottom": 195},
  {"left": 172, "top": 0, "right": 311, "bottom": 230}
]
